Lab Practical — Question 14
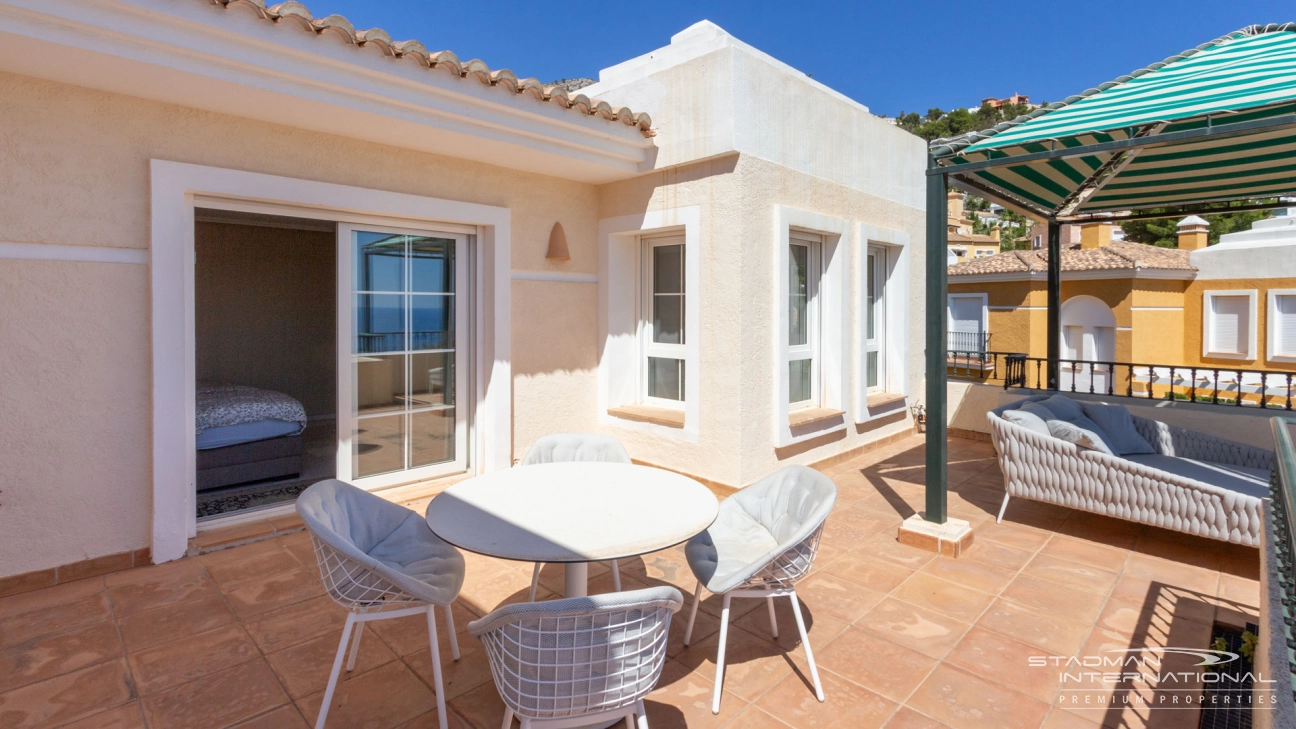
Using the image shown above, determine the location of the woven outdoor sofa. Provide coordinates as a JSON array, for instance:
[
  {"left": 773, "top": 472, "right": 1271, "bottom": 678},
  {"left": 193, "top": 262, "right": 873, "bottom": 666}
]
[{"left": 987, "top": 394, "right": 1275, "bottom": 546}]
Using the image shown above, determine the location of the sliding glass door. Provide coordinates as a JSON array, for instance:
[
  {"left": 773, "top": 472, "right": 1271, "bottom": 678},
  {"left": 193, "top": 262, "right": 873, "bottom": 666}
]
[{"left": 338, "top": 224, "right": 469, "bottom": 487}]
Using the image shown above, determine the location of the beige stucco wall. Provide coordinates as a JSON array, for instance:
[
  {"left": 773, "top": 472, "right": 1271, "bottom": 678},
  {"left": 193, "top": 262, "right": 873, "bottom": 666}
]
[
  {"left": 0, "top": 70, "right": 603, "bottom": 576},
  {"left": 598, "top": 154, "right": 925, "bottom": 487},
  {"left": 195, "top": 222, "right": 336, "bottom": 417}
]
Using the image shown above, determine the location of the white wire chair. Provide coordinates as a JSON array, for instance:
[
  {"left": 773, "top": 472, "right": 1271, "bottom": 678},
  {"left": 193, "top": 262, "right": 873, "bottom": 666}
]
[
  {"left": 520, "top": 434, "right": 633, "bottom": 601},
  {"left": 469, "top": 586, "right": 683, "bottom": 729},
  {"left": 681, "top": 465, "right": 837, "bottom": 714},
  {"left": 298, "top": 479, "right": 466, "bottom": 729}
]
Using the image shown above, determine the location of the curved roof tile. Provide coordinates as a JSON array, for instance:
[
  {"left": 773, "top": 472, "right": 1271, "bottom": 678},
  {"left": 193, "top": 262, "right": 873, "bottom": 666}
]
[
  {"left": 948, "top": 240, "right": 1195, "bottom": 276},
  {"left": 205, "top": 0, "right": 653, "bottom": 135}
]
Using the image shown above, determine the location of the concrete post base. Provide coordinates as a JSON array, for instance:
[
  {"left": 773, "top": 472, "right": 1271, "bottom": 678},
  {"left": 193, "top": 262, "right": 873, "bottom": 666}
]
[{"left": 897, "top": 514, "right": 974, "bottom": 557}]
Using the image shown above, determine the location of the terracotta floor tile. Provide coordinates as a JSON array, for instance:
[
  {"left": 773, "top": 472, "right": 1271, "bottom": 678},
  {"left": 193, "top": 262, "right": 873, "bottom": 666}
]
[
  {"left": 106, "top": 559, "right": 213, "bottom": 617},
  {"left": 230, "top": 705, "right": 311, "bottom": 729},
  {"left": 821, "top": 549, "right": 917, "bottom": 593},
  {"left": 643, "top": 660, "right": 741, "bottom": 729},
  {"left": 1133, "top": 532, "right": 1223, "bottom": 571},
  {"left": 791, "top": 573, "right": 885, "bottom": 624},
  {"left": 675, "top": 624, "right": 803, "bottom": 703},
  {"left": 447, "top": 679, "right": 511, "bottom": 729},
  {"left": 634, "top": 549, "right": 696, "bottom": 586},
  {"left": 141, "top": 658, "right": 289, "bottom": 729},
  {"left": 977, "top": 599, "right": 1092, "bottom": 656},
  {"left": 0, "top": 659, "right": 132, "bottom": 729},
  {"left": 1021, "top": 554, "right": 1120, "bottom": 596},
  {"left": 945, "top": 627, "right": 1062, "bottom": 704},
  {"left": 243, "top": 594, "right": 350, "bottom": 653},
  {"left": 0, "top": 576, "right": 105, "bottom": 618},
  {"left": 672, "top": 601, "right": 721, "bottom": 658},
  {"left": 1091, "top": 598, "right": 1214, "bottom": 650},
  {"left": 190, "top": 520, "right": 277, "bottom": 550},
  {"left": 816, "top": 627, "right": 938, "bottom": 703},
  {"left": 456, "top": 567, "right": 547, "bottom": 617},
  {"left": 395, "top": 707, "right": 473, "bottom": 729},
  {"left": 1057, "top": 513, "right": 1144, "bottom": 551},
  {"left": 882, "top": 706, "right": 951, "bottom": 728},
  {"left": 128, "top": 622, "right": 259, "bottom": 695},
  {"left": 117, "top": 587, "right": 236, "bottom": 653},
  {"left": 0, "top": 621, "right": 121, "bottom": 693},
  {"left": 696, "top": 590, "right": 764, "bottom": 621},
  {"left": 1039, "top": 535, "right": 1130, "bottom": 573},
  {"left": 1105, "top": 577, "right": 1216, "bottom": 627},
  {"left": 202, "top": 540, "right": 304, "bottom": 589},
  {"left": 267, "top": 629, "right": 399, "bottom": 699},
  {"left": 1039, "top": 708, "right": 1101, "bottom": 729},
  {"left": 725, "top": 706, "right": 793, "bottom": 729},
  {"left": 365, "top": 603, "right": 479, "bottom": 657},
  {"left": 891, "top": 573, "right": 996, "bottom": 624},
  {"left": 918, "top": 557, "right": 1015, "bottom": 595},
  {"left": 56, "top": 702, "right": 147, "bottom": 729},
  {"left": 975, "top": 519, "right": 1053, "bottom": 552},
  {"left": 961, "top": 539, "right": 1033, "bottom": 572},
  {"left": 857, "top": 532, "right": 938, "bottom": 571},
  {"left": 1000, "top": 574, "right": 1108, "bottom": 626},
  {"left": 906, "top": 664, "right": 1051, "bottom": 729},
  {"left": 855, "top": 598, "right": 971, "bottom": 660},
  {"left": 222, "top": 568, "right": 325, "bottom": 619},
  {"left": 298, "top": 660, "right": 438, "bottom": 729},
  {"left": 1122, "top": 554, "right": 1219, "bottom": 596},
  {"left": 0, "top": 589, "right": 111, "bottom": 649},
  {"left": 402, "top": 630, "right": 497, "bottom": 701},
  {"left": 730, "top": 594, "right": 849, "bottom": 660},
  {"left": 755, "top": 671, "right": 895, "bottom": 729}
]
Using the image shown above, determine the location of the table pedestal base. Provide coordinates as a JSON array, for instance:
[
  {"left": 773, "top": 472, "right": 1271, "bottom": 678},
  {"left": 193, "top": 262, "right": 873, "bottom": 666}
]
[{"left": 562, "top": 562, "right": 589, "bottom": 599}]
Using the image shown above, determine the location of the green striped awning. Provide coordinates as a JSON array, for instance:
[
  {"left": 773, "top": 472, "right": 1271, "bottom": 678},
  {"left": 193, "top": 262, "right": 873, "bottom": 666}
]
[{"left": 932, "top": 24, "right": 1296, "bottom": 219}]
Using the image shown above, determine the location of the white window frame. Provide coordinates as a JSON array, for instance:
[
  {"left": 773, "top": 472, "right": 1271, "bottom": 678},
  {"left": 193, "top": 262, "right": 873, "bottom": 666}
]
[
  {"left": 787, "top": 231, "right": 823, "bottom": 411},
  {"left": 1267, "top": 289, "right": 1296, "bottom": 363},
  {"left": 639, "top": 235, "right": 687, "bottom": 409},
  {"left": 1202, "top": 289, "right": 1258, "bottom": 361},
  {"left": 863, "top": 245, "right": 886, "bottom": 393},
  {"left": 947, "top": 293, "right": 989, "bottom": 352},
  {"left": 337, "top": 223, "right": 473, "bottom": 488},
  {"left": 598, "top": 207, "right": 701, "bottom": 439},
  {"left": 774, "top": 207, "right": 849, "bottom": 447},
  {"left": 854, "top": 225, "right": 910, "bottom": 423}
]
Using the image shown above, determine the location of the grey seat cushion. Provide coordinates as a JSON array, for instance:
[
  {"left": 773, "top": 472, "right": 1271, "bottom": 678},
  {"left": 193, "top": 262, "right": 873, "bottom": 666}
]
[
  {"left": 686, "top": 465, "right": 836, "bottom": 594},
  {"left": 1123, "top": 455, "right": 1271, "bottom": 500},
  {"left": 521, "top": 434, "right": 632, "bottom": 465},
  {"left": 1080, "top": 401, "right": 1155, "bottom": 455},
  {"left": 297, "top": 479, "right": 465, "bottom": 605}
]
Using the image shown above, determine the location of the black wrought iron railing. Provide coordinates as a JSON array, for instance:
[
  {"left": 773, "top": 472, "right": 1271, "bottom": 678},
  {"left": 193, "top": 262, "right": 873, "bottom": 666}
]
[
  {"left": 947, "top": 352, "right": 1296, "bottom": 410},
  {"left": 947, "top": 331, "right": 990, "bottom": 353},
  {"left": 1267, "top": 416, "right": 1296, "bottom": 707}
]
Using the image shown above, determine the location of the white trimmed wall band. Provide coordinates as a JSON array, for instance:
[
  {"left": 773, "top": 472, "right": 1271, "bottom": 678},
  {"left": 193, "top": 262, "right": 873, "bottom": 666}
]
[
  {"left": 0, "top": 241, "right": 147, "bottom": 265},
  {"left": 511, "top": 269, "right": 598, "bottom": 283}
]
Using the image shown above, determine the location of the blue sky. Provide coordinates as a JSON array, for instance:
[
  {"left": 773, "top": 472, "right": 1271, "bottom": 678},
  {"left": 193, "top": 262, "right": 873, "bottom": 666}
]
[{"left": 306, "top": 1, "right": 1292, "bottom": 117}]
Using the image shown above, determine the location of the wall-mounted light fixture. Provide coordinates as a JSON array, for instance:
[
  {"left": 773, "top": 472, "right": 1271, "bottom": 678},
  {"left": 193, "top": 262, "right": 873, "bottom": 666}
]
[{"left": 546, "top": 222, "right": 570, "bottom": 261}]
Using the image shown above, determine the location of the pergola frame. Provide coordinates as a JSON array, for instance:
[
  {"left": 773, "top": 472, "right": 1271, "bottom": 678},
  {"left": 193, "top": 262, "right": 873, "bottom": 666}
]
[{"left": 923, "top": 117, "right": 1296, "bottom": 524}]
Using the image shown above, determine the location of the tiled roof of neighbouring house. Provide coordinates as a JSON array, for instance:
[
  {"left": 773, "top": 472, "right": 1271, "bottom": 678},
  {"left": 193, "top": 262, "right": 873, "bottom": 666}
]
[
  {"left": 199, "top": 1, "right": 652, "bottom": 135},
  {"left": 948, "top": 232, "right": 998, "bottom": 245},
  {"left": 948, "top": 240, "right": 1195, "bottom": 275}
]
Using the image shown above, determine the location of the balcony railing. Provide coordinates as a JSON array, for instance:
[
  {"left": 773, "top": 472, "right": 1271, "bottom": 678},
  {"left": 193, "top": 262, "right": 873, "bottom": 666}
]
[
  {"left": 1267, "top": 416, "right": 1296, "bottom": 711},
  {"left": 947, "top": 331, "right": 990, "bottom": 353},
  {"left": 947, "top": 352, "right": 1296, "bottom": 410}
]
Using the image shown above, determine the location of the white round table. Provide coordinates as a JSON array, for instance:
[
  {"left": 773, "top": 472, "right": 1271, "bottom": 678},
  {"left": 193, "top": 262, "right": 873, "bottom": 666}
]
[{"left": 425, "top": 462, "right": 719, "bottom": 598}]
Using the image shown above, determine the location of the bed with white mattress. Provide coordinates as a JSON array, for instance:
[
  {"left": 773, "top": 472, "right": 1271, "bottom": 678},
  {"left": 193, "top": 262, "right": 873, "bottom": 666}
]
[{"left": 196, "top": 383, "right": 308, "bottom": 491}]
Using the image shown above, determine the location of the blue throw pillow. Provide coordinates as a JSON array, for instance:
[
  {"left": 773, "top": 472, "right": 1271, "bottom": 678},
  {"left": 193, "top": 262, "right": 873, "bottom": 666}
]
[
  {"left": 1080, "top": 401, "right": 1156, "bottom": 455},
  {"left": 1038, "top": 394, "right": 1086, "bottom": 422}
]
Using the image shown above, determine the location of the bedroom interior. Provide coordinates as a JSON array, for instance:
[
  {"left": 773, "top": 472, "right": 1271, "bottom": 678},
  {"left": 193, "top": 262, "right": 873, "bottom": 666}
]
[{"left": 194, "top": 208, "right": 338, "bottom": 517}]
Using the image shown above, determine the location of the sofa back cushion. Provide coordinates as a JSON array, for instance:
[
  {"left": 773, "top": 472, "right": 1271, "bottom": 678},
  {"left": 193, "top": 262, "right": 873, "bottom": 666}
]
[
  {"left": 1045, "top": 418, "right": 1116, "bottom": 455},
  {"left": 1002, "top": 407, "right": 1051, "bottom": 437},
  {"left": 1079, "top": 401, "right": 1156, "bottom": 455}
]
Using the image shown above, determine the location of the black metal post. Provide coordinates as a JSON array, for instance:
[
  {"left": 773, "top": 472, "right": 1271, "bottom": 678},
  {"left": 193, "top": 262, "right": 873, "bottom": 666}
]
[
  {"left": 924, "top": 161, "right": 948, "bottom": 524},
  {"left": 1046, "top": 221, "right": 1062, "bottom": 390}
]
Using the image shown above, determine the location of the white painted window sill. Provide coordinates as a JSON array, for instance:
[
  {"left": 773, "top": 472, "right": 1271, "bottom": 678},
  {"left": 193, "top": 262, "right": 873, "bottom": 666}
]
[{"left": 788, "top": 408, "right": 846, "bottom": 429}]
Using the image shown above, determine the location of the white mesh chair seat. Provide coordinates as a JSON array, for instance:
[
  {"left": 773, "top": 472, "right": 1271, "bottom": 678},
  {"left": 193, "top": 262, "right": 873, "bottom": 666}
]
[
  {"left": 682, "top": 465, "right": 837, "bottom": 714},
  {"left": 520, "top": 434, "right": 633, "bottom": 601},
  {"left": 297, "top": 480, "right": 465, "bottom": 729},
  {"left": 298, "top": 479, "right": 465, "bottom": 609},
  {"left": 470, "top": 586, "right": 683, "bottom": 728}
]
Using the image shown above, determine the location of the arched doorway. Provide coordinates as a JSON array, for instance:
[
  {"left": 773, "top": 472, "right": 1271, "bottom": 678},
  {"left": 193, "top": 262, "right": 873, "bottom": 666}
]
[{"left": 1060, "top": 295, "right": 1116, "bottom": 392}]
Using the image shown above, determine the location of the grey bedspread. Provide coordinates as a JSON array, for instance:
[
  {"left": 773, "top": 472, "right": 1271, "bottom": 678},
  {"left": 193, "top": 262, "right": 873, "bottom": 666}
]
[{"left": 196, "top": 382, "right": 307, "bottom": 435}]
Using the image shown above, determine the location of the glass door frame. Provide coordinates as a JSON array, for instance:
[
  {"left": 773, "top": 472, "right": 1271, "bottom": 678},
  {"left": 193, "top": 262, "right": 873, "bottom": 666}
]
[{"left": 337, "top": 222, "right": 473, "bottom": 489}]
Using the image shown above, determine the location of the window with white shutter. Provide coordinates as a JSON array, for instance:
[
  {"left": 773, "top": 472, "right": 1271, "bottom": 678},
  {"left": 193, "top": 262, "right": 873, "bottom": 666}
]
[
  {"left": 947, "top": 294, "right": 987, "bottom": 352},
  {"left": 1269, "top": 291, "right": 1296, "bottom": 360},
  {"left": 1203, "top": 291, "right": 1255, "bottom": 359}
]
